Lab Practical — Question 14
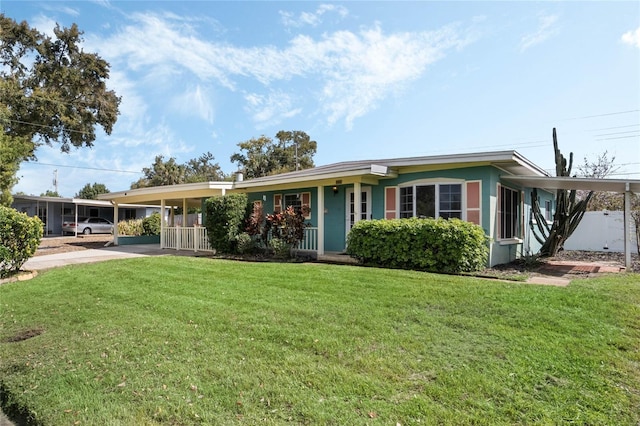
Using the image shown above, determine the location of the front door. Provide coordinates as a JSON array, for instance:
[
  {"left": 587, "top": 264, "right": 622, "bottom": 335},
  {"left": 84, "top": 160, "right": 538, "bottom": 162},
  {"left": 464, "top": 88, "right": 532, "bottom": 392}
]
[{"left": 345, "top": 187, "right": 372, "bottom": 236}]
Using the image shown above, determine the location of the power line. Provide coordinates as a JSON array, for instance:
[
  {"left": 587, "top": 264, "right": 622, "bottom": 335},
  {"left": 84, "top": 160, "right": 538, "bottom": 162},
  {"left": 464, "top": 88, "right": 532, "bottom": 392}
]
[
  {"left": 24, "top": 161, "right": 141, "bottom": 174},
  {"left": 594, "top": 130, "right": 640, "bottom": 137},
  {"left": 562, "top": 109, "right": 640, "bottom": 121},
  {"left": 596, "top": 135, "right": 640, "bottom": 141},
  {"left": 589, "top": 123, "right": 640, "bottom": 131}
]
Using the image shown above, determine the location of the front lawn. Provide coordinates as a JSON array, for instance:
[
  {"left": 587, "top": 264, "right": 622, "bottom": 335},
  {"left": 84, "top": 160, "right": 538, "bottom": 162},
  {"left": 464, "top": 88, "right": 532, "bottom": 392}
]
[{"left": 1, "top": 257, "right": 638, "bottom": 425}]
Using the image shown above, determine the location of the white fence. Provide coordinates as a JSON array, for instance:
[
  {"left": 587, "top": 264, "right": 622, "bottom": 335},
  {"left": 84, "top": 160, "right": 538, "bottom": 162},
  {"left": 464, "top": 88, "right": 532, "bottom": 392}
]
[
  {"left": 564, "top": 211, "right": 638, "bottom": 252},
  {"left": 163, "top": 227, "right": 212, "bottom": 252},
  {"left": 162, "top": 226, "right": 319, "bottom": 252}
]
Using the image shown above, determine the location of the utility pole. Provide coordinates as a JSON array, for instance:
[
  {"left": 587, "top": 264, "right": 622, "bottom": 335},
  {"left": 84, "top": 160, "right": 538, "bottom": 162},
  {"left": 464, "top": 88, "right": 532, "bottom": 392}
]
[{"left": 53, "top": 169, "right": 58, "bottom": 194}]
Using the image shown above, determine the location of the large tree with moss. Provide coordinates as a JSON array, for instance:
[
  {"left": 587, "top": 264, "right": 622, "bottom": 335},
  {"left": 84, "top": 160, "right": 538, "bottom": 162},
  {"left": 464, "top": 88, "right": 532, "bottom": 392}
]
[{"left": 0, "top": 15, "right": 120, "bottom": 205}]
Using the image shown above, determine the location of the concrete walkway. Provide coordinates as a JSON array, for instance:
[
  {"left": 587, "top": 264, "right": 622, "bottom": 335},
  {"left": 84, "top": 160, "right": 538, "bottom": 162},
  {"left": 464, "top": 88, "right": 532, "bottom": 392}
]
[{"left": 23, "top": 244, "right": 180, "bottom": 271}]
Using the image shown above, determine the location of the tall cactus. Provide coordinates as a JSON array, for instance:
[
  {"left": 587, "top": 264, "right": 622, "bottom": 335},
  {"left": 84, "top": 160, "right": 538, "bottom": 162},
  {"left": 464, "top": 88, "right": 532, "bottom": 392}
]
[{"left": 529, "top": 128, "right": 593, "bottom": 257}]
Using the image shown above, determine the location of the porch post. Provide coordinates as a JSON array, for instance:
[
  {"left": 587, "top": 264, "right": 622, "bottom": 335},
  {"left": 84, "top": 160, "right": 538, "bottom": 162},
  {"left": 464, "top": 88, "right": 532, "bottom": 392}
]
[
  {"left": 74, "top": 203, "right": 78, "bottom": 237},
  {"left": 623, "top": 183, "right": 631, "bottom": 270},
  {"left": 182, "top": 198, "right": 188, "bottom": 227},
  {"left": 112, "top": 203, "right": 119, "bottom": 246},
  {"left": 317, "top": 185, "right": 324, "bottom": 255},
  {"left": 160, "top": 199, "right": 166, "bottom": 249},
  {"left": 353, "top": 182, "right": 362, "bottom": 226}
]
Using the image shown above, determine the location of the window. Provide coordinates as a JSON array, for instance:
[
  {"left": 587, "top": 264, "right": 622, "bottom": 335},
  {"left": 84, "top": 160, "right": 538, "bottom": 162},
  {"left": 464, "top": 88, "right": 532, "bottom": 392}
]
[
  {"left": 499, "top": 185, "right": 520, "bottom": 239},
  {"left": 276, "top": 192, "right": 311, "bottom": 219},
  {"left": 284, "top": 194, "right": 302, "bottom": 213},
  {"left": 399, "top": 183, "right": 462, "bottom": 219}
]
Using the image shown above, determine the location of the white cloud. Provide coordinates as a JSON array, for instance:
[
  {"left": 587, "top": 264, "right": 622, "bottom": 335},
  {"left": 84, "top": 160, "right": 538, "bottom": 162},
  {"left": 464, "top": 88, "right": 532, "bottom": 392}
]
[
  {"left": 519, "top": 14, "right": 559, "bottom": 52},
  {"left": 170, "top": 85, "right": 215, "bottom": 124},
  {"left": 88, "top": 12, "right": 472, "bottom": 130},
  {"left": 280, "top": 4, "right": 348, "bottom": 28},
  {"left": 621, "top": 27, "right": 640, "bottom": 48},
  {"left": 244, "top": 91, "right": 302, "bottom": 127}
]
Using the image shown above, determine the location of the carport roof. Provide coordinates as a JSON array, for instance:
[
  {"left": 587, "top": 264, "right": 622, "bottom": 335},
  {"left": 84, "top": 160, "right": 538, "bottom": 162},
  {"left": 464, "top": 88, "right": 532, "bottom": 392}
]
[
  {"left": 98, "top": 181, "right": 234, "bottom": 206},
  {"left": 501, "top": 175, "right": 640, "bottom": 193}
]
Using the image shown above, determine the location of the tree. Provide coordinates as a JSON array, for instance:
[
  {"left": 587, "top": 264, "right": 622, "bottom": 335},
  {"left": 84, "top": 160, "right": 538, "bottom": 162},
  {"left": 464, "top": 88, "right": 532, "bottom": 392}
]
[
  {"left": 0, "top": 128, "right": 31, "bottom": 206},
  {"left": 0, "top": 16, "right": 120, "bottom": 203},
  {"left": 40, "top": 190, "right": 61, "bottom": 197},
  {"left": 577, "top": 151, "right": 622, "bottom": 211},
  {"left": 230, "top": 131, "right": 317, "bottom": 178},
  {"left": 131, "top": 156, "right": 186, "bottom": 189},
  {"left": 131, "top": 153, "right": 225, "bottom": 189},
  {"left": 184, "top": 152, "right": 225, "bottom": 183},
  {"left": 530, "top": 128, "right": 592, "bottom": 257},
  {"left": 76, "top": 182, "right": 110, "bottom": 200}
]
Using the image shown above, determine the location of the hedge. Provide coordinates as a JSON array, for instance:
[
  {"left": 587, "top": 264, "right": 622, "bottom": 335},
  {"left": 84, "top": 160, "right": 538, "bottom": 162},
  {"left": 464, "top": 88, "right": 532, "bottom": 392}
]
[
  {"left": 204, "top": 194, "right": 250, "bottom": 254},
  {"left": 0, "top": 206, "right": 43, "bottom": 278},
  {"left": 346, "top": 217, "right": 488, "bottom": 273}
]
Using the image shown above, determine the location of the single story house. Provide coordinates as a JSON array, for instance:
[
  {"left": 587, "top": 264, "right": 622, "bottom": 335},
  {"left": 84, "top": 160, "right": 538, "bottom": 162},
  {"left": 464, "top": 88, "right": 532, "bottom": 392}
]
[
  {"left": 99, "top": 150, "right": 561, "bottom": 267},
  {"left": 11, "top": 195, "right": 162, "bottom": 236}
]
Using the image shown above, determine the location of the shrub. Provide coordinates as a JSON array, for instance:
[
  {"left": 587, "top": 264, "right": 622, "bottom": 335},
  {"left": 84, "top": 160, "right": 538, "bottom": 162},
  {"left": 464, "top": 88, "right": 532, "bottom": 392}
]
[
  {"left": 235, "top": 232, "right": 255, "bottom": 254},
  {"left": 346, "top": 217, "right": 488, "bottom": 273},
  {"left": 204, "top": 194, "right": 250, "bottom": 254},
  {"left": 142, "top": 212, "right": 161, "bottom": 236},
  {"left": 0, "top": 206, "right": 43, "bottom": 278},
  {"left": 263, "top": 206, "right": 308, "bottom": 247},
  {"left": 117, "top": 218, "right": 143, "bottom": 236},
  {"left": 269, "top": 237, "right": 291, "bottom": 259}
]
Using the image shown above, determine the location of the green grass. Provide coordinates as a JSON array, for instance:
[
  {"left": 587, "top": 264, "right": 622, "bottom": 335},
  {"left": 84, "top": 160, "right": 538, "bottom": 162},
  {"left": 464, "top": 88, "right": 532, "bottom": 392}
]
[{"left": 0, "top": 257, "right": 638, "bottom": 425}]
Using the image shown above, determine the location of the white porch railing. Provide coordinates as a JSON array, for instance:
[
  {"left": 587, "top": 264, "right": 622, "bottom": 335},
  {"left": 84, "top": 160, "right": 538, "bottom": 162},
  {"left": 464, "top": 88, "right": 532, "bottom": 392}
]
[
  {"left": 297, "top": 227, "right": 318, "bottom": 251},
  {"left": 162, "top": 226, "right": 319, "bottom": 253},
  {"left": 163, "top": 227, "right": 213, "bottom": 252}
]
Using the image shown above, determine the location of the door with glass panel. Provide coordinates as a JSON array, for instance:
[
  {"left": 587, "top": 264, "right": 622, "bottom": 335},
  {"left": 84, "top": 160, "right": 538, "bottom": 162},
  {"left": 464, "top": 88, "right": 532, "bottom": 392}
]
[{"left": 345, "top": 187, "right": 372, "bottom": 235}]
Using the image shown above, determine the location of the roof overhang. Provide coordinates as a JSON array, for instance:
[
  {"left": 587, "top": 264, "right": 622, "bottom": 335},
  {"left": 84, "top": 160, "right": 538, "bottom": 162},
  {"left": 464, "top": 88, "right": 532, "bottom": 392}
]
[
  {"left": 501, "top": 176, "right": 640, "bottom": 193},
  {"left": 12, "top": 195, "right": 156, "bottom": 208},
  {"left": 234, "top": 164, "right": 398, "bottom": 190},
  {"left": 98, "top": 181, "right": 234, "bottom": 206}
]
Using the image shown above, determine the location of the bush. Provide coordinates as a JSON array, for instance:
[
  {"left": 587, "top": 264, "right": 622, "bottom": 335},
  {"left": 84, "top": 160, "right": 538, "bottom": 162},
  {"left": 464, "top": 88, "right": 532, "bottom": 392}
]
[
  {"left": 269, "top": 237, "right": 291, "bottom": 259},
  {"left": 142, "top": 213, "right": 161, "bottom": 236},
  {"left": 0, "top": 206, "right": 43, "bottom": 278},
  {"left": 263, "top": 206, "right": 308, "bottom": 247},
  {"left": 117, "top": 218, "right": 143, "bottom": 236},
  {"left": 346, "top": 217, "right": 488, "bottom": 273},
  {"left": 204, "top": 194, "right": 250, "bottom": 254},
  {"left": 235, "top": 232, "right": 255, "bottom": 254}
]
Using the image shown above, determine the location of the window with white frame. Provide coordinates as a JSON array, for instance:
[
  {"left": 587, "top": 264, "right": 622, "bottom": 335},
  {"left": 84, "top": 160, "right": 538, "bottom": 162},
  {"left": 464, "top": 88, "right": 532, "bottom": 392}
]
[
  {"left": 284, "top": 193, "right": 302, "bottom": 213},
  {"left": 399, "top": 183, "right": 462, "bottom": 219},
  {"left": 499, "top": 185, "right": 520, "bottom": 239}
]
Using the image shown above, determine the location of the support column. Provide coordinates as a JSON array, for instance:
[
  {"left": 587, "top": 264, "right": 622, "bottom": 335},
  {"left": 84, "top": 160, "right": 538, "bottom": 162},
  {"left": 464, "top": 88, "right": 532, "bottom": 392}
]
[
  {"left": 112, "top": 203, "right": 119, "bottom": 246},
  {"left": 317, "top": 185, "right": 324, "bottom": 255},
  {"left": 74, "top": 203, "right": 78, "bottom": 237},
  {"left": 182, "top": 198, "right": 188, "bottom": 227},
  {"left": 623, "top": 184, "right": 631, "bottom": 270},
  {"left": 160, "top": 199, "right": 166, "bottom": 249},
  {"left": 353, "top": 182, "right": 362, "bottom": 226}
]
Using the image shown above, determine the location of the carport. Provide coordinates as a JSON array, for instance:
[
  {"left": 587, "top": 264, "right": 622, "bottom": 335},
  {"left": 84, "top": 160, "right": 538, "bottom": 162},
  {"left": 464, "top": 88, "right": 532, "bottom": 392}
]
[
  {"left": 502, "top": 175, "right": 640, "bottom": 270},
  {"left": 98, "top": 181, "right": 233, "bottom": 250}
]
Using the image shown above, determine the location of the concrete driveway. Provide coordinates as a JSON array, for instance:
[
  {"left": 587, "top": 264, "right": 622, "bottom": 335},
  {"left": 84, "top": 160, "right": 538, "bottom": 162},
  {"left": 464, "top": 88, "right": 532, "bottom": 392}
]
[{"left": 23, "top": 244, "right": 178, "bottom": 271}]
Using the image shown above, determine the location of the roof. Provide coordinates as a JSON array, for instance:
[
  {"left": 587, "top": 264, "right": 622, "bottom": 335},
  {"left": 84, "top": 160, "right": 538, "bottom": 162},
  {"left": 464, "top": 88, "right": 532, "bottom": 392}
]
[
  {"left": 97, "top": 150, "right": 551, "bottom": 204},
  {"left": 12, "top": 195, "right": 157, "bottom": 208},
  {"left": 98, "top": 181, "right": 234, "bottom": 206},
  {"left": 501, "top": 175, "right": 640, "bottom": 193},
  {"left": 234, "top": 150, "right": 548, "bottom": 189}
]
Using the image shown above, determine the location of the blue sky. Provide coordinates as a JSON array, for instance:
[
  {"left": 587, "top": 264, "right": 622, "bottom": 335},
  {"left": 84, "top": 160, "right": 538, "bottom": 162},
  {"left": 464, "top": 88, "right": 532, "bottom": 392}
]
[{"left": 4, "top": 1, "right": 640, "bottom": 197}]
